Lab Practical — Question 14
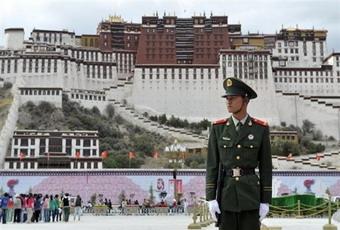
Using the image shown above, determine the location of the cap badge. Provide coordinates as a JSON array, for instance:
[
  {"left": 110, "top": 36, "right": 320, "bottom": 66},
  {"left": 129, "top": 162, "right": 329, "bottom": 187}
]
[
  {"left": 248, "top": 134, "right": 254, "bottom": 140},
  {"left": 226, "top": 79, "right": 232, "bottom": 87}
]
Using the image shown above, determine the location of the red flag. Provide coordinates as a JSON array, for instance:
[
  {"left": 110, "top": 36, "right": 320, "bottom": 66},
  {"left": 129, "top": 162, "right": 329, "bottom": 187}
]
[
  {"left": 153, "top": 151, "right": 160, "bottom": 159},
  {"left": 128, "top": 151, "right": 136, "bottom": 159},
  {"left": 19, "top": 152, "right": 25, "bottom": 161},
  {"left": 75, "top": 151, "right": 80, "bottom": 159},
  {"left": 316, "top": 153, "right": 321, "bottom": 161},
  {"left": 287, "top": 153, "right": 293, "bottom": 160},
  {"left": 101, "top": 151, "right": 108, "bottom": 159}
]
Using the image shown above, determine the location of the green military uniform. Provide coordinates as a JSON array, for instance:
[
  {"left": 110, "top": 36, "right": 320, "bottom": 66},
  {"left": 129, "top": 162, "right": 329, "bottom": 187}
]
[{"left": 206, "top": 78, "right": 272, "bottom": 230}]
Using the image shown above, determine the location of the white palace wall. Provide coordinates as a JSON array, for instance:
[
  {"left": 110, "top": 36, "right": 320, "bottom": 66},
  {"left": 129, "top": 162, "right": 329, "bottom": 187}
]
[
  {"left": 129, "top": 67, "right": 281, "bottom": 124},
  {"left": 130, "top": 67, "right": 225, "bottom": 121}
]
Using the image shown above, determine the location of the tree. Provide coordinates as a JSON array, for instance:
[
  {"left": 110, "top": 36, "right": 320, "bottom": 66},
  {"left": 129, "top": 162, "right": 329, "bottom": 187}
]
[
  {"left": 3, "top": 82, "right": 13, "bottom": 89},
  {"left": 185, "top": 154, "right": 206, "bottom": 168},
  {"left": 91, "top": 106, "right": 100, "bottom": 115},
  {"left": 312, "top": 129, "right": 323, "bottom": 141},
  {"left": 302, "top": 119, "right": 315, "bottom": 135},
  {"left": 159, "top": 114, "right": 167, "bottom": 124},
  {"left": 328, "top": 136, "right": 335, "bottom": 141},
  {"left": 37, "top": 101, "right": 55, "bottom": 114},
  {"left": 271, "top": 141, "right": 302, "bottom": 156},
  {"left": 149, "top": 115, "right": 157, "bottom": 122},
  {"left": 25, "top": 101, "right": 35, "bottom": 110},
  {"left": 132, "top": 135, "right": 154, "bottom": 156},
  {"left": 105, "top": 104, "right": 115, "bottom": 118}
]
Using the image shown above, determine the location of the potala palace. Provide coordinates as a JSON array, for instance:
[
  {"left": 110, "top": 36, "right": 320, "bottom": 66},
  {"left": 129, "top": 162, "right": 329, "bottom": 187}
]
[{"left": 1, "top": 14, "right": 340, "bottom": 168}]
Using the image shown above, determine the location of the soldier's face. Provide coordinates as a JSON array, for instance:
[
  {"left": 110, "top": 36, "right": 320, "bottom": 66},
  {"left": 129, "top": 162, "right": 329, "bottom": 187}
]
[{"left": 226, "top": 95, "right": 244, "bottom": 113}]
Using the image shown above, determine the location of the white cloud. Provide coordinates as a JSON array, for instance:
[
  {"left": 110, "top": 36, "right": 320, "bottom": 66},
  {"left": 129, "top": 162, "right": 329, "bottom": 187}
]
[{"left": 0, "top": 0, "right": 339, "bottom": 51}]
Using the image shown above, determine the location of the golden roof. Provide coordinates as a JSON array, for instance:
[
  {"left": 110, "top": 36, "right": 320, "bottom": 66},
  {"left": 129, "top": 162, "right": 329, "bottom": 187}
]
[{"left": 107, "top": 15, "right": 125, "bottom": 23}]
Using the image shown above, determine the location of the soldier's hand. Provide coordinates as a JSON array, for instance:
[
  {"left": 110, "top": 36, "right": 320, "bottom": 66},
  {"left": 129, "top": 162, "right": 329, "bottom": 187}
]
[
  {"left": 208, "top": 200, "right": 221, "bottom": 222},
  {"left": 259, "top": 203, "right": 269, "bottom": 221}
]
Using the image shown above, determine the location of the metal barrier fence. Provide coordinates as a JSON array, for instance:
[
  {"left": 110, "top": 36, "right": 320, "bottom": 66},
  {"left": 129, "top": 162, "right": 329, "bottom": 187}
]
[
  {"left": 186, "top": 196, "right": 339, "bottom": 230},
  {"left": 269, "top": 199, "right": 339, "bottom": 218},
  {"left": 83, "top": 205, "right": 187, "bottom": 216}
]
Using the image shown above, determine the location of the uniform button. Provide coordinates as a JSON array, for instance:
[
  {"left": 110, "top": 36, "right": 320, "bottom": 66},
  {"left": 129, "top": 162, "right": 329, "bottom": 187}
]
[
  {"left": 223, "top": 145, "right": 227, "bottom": 148},
  {"left": 237, "top": 144, "right": 241, "bottom": 148},
  {"left": 235, "top": 177, "right": 239, "bottom": 181},
  {"left": 250, "top": 145, "right": 254, "bottom": 149},
  {"left": 236, "top": 156, "right": 240, "bottom": 160}
]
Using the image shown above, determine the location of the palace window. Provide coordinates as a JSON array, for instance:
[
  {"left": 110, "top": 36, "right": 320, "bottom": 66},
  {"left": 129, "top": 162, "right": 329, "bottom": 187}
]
[
  {"left": 41, "top": 59, "right": 45, "bottom": 73},
  {"left": 47, "top": 59, "right": 51, "bottom": 73},
  {"left": 64, "top": 60, "right": 68, "bottom": 73},
  {"left": 142, "top": 68, "right": 145, "bottom": 79},
  {"left": 103, "top": 66, "right": 107, "bottom": 79},
  {"left": 53, "top": 59, "right": 57, "bottom": 72},
  {"left": 28, "top": 59, "right": 33, "bottom": 73},
  {"left": 97, "top": 65, "right": 101, "bottom": 78}
]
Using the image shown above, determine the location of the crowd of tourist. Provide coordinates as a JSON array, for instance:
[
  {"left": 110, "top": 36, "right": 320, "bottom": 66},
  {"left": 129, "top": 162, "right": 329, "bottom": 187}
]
[
  {"left": 1, "top": 191, "right": 192, "bottom": 224},
  {"left": 0, "top": 192, "right": 82, "bottom": 224}
]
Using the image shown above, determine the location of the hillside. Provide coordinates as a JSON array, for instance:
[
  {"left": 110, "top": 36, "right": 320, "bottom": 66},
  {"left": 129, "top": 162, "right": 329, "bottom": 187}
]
[
  {"left": 17, "top": 95, "right": 173, "bottom": 168},
  {"left": 0, "top": 83, "right": 13, "bottom": 131}
]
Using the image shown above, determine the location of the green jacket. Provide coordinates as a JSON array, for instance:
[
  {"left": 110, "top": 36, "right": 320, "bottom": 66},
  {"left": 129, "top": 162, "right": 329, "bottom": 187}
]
[
  {"left": 206, "top": 116, "right": 272, "bottom": 212},
  {"left": 50, "top": 199, "right": 59, "bottom": 210}
]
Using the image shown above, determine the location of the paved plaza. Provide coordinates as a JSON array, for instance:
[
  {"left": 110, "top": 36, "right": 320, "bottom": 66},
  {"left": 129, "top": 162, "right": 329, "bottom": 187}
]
[{"left": 1, "top": 215, "right": 340, "bottom": 230}]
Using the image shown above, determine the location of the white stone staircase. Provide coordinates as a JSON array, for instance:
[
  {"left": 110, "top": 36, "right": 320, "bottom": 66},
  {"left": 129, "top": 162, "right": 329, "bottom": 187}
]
[
  {"left": 272, "top": 150, "right": 340, "bottom": 170},
  {"left": 275, "top": 90, "right": 340, "bottom": 139},
  {"left": 107, "top": 99, "right": 208, "bottom": 147}
]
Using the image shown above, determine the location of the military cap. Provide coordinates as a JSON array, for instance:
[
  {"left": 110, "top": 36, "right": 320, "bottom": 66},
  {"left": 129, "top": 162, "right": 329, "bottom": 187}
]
[{"left": 222, "top": 77, "right": 257, "bottom": 99}]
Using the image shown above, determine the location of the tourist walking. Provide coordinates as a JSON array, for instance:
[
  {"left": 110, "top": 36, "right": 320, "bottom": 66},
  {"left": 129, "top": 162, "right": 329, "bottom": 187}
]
[
  {"left": 73, "top": 195, "right": 82, "bottom": 221},
  {"left": 62, "top": 193, "right": 70, "bottom": 222}
]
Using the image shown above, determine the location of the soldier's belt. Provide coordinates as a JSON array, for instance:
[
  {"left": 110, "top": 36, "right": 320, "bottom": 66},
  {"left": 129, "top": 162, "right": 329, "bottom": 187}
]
[{"left": 224, "top": 167, "right": 255, "bottom": 177}]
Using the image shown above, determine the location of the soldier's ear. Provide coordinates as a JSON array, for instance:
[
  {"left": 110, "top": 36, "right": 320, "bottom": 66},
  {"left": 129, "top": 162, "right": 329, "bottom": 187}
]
[{"left": 243, "top": 96, "right": 250, "bottom": 104}]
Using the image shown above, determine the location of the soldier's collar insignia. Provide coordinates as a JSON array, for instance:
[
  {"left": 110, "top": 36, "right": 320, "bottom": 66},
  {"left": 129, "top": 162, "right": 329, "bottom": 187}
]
[
  {"left": 226, "top": 79, "right": 232, "bottom": 87},
  {"left": 248, "top": 121, "right": 252, "bottom": 126},
  {"left": 226, "top": 121, "right": 230, "bottom": 126},
  {"left": 248, "top": 134, "right": 254, "bottom": 140},
  {"left": 222, "top": 137, "right": 231, "bottom": 140}
]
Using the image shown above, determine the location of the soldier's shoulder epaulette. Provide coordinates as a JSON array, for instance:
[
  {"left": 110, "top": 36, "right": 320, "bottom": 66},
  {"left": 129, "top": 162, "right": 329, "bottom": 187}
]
[
  {"left": 252, "top": 117, "right": 269, "bottom": 127},
  {"left": 212, "top": 118, "right": 228, "bottom": 125}
]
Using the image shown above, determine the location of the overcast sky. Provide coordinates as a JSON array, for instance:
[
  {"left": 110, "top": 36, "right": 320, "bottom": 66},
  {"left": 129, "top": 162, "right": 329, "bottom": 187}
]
[{"left": 0, "top": 0, "right": 339, "bottom": 51}]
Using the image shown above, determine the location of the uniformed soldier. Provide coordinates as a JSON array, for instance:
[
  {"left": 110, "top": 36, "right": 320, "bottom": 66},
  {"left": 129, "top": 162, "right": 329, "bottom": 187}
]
[{"left": 206, "top": 77, "right": 272, "bottom": 230}]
